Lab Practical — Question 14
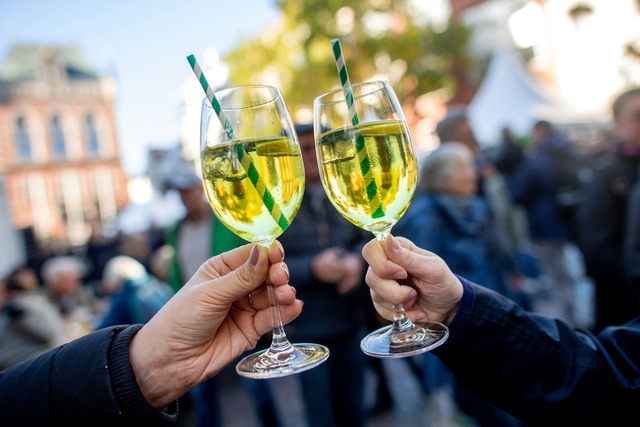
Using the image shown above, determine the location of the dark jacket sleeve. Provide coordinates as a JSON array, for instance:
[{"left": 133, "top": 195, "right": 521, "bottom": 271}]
[
  {"left": 624, "top": 174, "right": 640, "bottom": 304},
  {"left": 435, "top": 278, "right": 640, "bottom": 424},
  {"left": 0, "top": 325, "right": 178, "bottom": 427}
]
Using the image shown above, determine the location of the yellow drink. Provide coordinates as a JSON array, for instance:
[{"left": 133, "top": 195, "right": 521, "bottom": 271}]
[
  {"left": 316, "top": 120, "right": 417, "bottom": 235},
  {"left": 201, "top": 136, "right": 304, "bottom": 245}
]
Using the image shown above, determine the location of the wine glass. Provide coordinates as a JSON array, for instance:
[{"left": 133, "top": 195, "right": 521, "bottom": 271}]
[
  {"left": 200, "top": 85, "right": 329, "bottom": 378},
  {"left": 313, "top": 80, "right": 449, "bottom": 358}
]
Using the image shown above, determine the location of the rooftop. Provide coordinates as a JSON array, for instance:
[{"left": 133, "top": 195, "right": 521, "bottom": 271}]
[{"left": 0, "top": 45, "right": 98, "bottom": 83}]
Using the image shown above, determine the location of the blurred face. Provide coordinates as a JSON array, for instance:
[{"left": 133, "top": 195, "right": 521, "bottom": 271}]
[
  {"left": 453, "top": 119, "right": 478, "bottom": 153},
  {"left": 179, "top": 186, "right": 208, "bottom": 218},
  {"left": 442, "top": 152, "right": 477, "bottom": 196},
  {"left": 298, "top": 131, "right": 319, "bottom": 183},
  {"left": 50, "top": 271, "right": 81, "bottom": 296},
  {"left": 613, "top": 93, "right": 640, "bottom": 147}
]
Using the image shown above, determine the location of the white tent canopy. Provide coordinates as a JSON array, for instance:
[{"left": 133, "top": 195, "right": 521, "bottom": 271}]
[{"left": 468, "top": 47, "right": 564, "bottom": 146}]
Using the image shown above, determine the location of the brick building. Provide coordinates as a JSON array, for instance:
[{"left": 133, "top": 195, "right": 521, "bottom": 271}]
[{"left": 0, "top": 45, "right": 128, "bottom": 249}]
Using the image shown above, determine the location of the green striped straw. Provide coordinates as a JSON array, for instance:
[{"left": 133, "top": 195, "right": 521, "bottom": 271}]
[
  {"left": 186, "top": 54, "right": 289, "bottom": 232},
  {"left": 329, "top": 39, "right": 384, "bottom": 219}
]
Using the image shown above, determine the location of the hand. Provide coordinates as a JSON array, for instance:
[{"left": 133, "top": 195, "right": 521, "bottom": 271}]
[
  {"left": 129, "top": 242, "right": 301, "bottom": 408},
  {"left": 311, "top": 248, "right": 347, "bottom": 283},
  {"left": 336, "top": 253, "right": 365, "bottom": 295},
  {"left": 361, "top": 235, "right": 463, "bottom": 325}
]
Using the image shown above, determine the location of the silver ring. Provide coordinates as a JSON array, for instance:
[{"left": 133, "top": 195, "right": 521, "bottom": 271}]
[{"left": 248, "top": 293, "right": 257, "bottom": 310}]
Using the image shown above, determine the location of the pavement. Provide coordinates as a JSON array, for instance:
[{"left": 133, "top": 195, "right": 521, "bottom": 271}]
[{"left": 197, "top": 354, "right": 474, "bottom": 427}]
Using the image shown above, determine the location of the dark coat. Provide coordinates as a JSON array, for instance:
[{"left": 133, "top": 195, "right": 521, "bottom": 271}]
[
  {"left": 0, "top": 325, "right": 175, "bottom": 426},
  {"left": 278, "top": 185, "right": 369, "bottom": 341},
  {"left": 437, "top": 278, "right": 640, "bottom": 424},
  {"left": 508, "top": 136, "right": 569, "bottom": 241},
  {"left": 576, "top": 141, "right": 640, "bottom": 330}
]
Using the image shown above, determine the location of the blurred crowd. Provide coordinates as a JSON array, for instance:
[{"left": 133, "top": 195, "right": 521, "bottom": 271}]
[{"left": 1, "top": 87, "right": 639, "bottom": 427}]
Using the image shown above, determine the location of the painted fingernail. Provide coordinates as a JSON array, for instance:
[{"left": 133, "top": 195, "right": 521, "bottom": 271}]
[{"left": 249, "top": 245, "right": 259, "bottom": 267}]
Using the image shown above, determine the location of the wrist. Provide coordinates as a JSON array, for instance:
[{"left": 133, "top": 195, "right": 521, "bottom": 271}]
[
  {"left": 129, "top": 324, "right": 189, "bottom": 409},
  {"left": 108, "top": 325, "right": 178, "bottom": 421}
]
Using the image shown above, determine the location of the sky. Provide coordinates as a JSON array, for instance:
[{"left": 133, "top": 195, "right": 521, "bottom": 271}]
[{"left": 0, "top": 0, "right": 280, "bottom": 176}]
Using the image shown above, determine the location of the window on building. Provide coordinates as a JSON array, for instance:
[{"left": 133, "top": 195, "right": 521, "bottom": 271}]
[
  {"left": 51, "top": 115, "right": 67, "bottom": 160},
  {"left": 15, "top": 116, "right": 32, "bottom": 162},
  {"left": 85, "top": 114, "right": 101, "bottom": 157}
]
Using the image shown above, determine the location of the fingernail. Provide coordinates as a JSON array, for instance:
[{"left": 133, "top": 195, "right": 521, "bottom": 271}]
[
  {"left": 277, "top": 241, "right": 285, "bottom": 259},
  {"left": 289, "top": 285, "right": 296, "bottom": 295},
  {"left": 393, "top": 270, "right": 408, "bottom": 280},
  {"left": 249, "top": 245, "right": 259, "bottom": 267},
  {"left": 390, "top": 235, "right": 401, "bottom": 251},
  {"left": 281, "top": 263, "right": 290, "bottom": 280}
]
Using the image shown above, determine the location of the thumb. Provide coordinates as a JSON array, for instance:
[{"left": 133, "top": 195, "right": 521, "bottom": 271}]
[
  {"left": 214, "top": 245, "right": 269, "bottom": 303},
  {"left": 384, "top": 235, "right": 427, "bottom": 277}
]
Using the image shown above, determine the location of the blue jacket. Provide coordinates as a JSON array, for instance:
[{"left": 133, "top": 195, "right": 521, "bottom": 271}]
[
  {"left": 437, "top": 278, "right": 640, "bottom": 423},
  {"left": 0, "top": 325, "right": 176, "bottom": 426},
  {"left": 97, "top": 275, "right": 173, "bottom": 328},
  {"left": 508, "top": 136, "right": 569, "bottom": 240},
  {"left": 395, "top": 192, "right": 516, "bottom": 296}
]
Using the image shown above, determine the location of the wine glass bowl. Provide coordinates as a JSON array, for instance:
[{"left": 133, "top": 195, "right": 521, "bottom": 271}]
[
  {"left": 201, "top": 85, "right": 329, "bottom": 378},
  {"left": 313, "top": 80, "right": 449, "bottom": 358}
]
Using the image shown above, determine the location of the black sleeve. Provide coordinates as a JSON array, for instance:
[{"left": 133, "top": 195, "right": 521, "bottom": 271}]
[
  {"left": 435, "top": 279, "right": 640, "bottom": 424},
  {"left": 0, "top": 325, "right": 178, "bottom": 427},
  {"left": 108, "top": 324, "right": 178, "bottom": 424}
]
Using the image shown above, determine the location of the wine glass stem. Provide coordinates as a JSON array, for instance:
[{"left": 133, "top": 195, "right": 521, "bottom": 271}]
[
  {"left": 376, "top": 232, "right": 416, "bottom": 333},
  {"left": 257, "top": 240, "right": 295, "bottom": 356},
  {"left": 266, "top": 276, "right": 295, "bottom": 353}
]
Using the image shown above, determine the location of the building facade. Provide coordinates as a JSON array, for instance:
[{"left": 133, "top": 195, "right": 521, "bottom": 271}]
[{"left": 0, "top": 45, "right": 128, "bottom": 249}]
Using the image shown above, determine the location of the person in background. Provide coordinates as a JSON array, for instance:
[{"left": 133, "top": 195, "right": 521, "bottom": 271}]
[
  {"left": 508, "top": 120, "right": 579, "bottom": 325},
  {"left": 278, "top": 123, "right": 370, "bottom": 426},
  {"left": 394, "top": 142, "right": 525, "bottom": 427},
  {"left": 41, "top": 255, "right": 101, "bottom": 340},
  {"left": 165, "top": 167, "right": 245, "bottom": 294},
  {"left": 577, "top": 87, "right": 640, "bottom": 332},
  {"left": 0, "top": 242, "right": 301, "bottom": 426},
  {"left": 164, "top": 167, "right": 281, "bottom": 427},
  {"left": 434, "top": 107, "right": 521, "bottom": 249},
  {"left": 96, "top": 255, "right": 173, "bottom": 328},
  {"left": 360, "top": 235, "right": 639, "bottom": 424},
  {"left": 493, "top": 126, "right": 524, "bottom": 178},
  {"left": 0, "top": 266, "right": 67, "bottom": 370},
  {"left": 435, "top": 105, "right": 479, "bottom": 154}
]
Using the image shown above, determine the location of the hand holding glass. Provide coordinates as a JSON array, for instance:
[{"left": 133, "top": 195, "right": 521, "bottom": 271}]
[
  {"left": 200, "top": 85, "right": 329, "bottom": 377},
  {"left": 313, "top": 80, "right": 449, "bottom": 357}
]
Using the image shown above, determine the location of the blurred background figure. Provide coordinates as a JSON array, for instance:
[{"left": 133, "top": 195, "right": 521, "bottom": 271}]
[
  {"left": 493, "top": 127, "right": 524, "bottom": 179},
  {"left": 577, "top": 87, "right": 640, "bottom": 332},
  {"left": 95, "top": 255, "right": 172, "bottom": 328},
  {"left": 508, "top": 120, "right": 584, "bottom": 326},
  {"left": 435, "top": 105, "right": 479, "bottom": 154},
  {"left": 435, "top": 107, "right": 521, "bottom": 248},
  {"left": 40, "top": 255, "right": 100, "bottom": 340},
  {"left": 278, "top": 123, "right": 371, "bottom": 427},
  {"left": 395, "top": 141, "right": 525, "bottom": 427},
  {"left": 0, "top": 266, "right": 66, "bottom": 370}
]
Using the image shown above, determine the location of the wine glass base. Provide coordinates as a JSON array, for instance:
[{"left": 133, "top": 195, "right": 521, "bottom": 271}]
[
  {"left": 236, "top": 343, "right": 330, "bottom": 379},
  {"left": 360, "top": 321, "right": 449, "bottom": 358}
]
